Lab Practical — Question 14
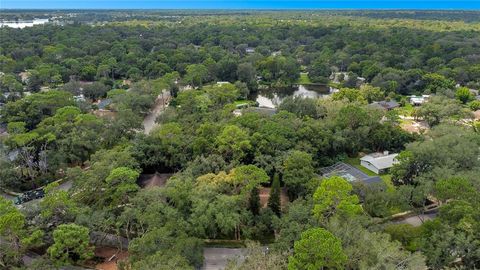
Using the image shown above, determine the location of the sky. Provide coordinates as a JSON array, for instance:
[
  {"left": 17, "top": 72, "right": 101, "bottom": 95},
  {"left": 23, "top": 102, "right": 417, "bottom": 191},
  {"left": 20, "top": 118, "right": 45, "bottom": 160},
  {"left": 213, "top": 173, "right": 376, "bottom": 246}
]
[{"left": 1, "top": 0, "right": 480, "bottom": 10}]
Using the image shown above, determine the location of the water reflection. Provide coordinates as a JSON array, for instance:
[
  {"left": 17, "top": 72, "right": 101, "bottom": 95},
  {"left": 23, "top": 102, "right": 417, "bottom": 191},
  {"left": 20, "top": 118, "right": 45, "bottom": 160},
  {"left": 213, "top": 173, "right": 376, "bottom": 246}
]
[
  {"left": 0, "top": 19, "right": 49, "bottom": 29},
  {"left": 252, "top": 84, "right": 337, "bottom": 108}
]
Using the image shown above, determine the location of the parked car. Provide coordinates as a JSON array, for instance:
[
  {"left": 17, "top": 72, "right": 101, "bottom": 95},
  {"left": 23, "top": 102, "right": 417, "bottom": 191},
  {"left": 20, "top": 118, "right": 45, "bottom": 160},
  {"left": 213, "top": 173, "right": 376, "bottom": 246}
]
[{"left": 14, "top": 188, "right": 45, "bottom": 205}]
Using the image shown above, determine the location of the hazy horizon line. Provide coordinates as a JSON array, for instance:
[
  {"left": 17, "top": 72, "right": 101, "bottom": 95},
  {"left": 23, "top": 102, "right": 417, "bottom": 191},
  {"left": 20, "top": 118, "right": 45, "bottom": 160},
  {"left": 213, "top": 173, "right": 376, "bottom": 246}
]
[{"left": 2, "top": 8, "right": 480, "bottom": 11}]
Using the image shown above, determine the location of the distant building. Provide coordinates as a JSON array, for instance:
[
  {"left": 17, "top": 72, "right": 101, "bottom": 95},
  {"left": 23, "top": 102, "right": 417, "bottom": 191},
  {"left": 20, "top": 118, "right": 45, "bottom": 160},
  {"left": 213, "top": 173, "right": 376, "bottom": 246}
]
[
  {"left": 245, "top": 47, "right": 255, "bottom": 54},
  {"left": 271, "top": 51, "right": 282, "bottom": 57},
  {"left": 360, "top": 151, "right": 398, "bottom": 174},
  {"left": 369, "top": 100, "right": 400, "bottom": 111},
  {"left": 410, "top": 95, "right": 430, "bottom": 106},
  {"left": 216, "top": 81, "right": 230, "bottom": 85},
  {"left": 320, "top": 162, "right": 382, "bottom": 185},
  {"left": 73, "top": 94, "right": 86, "bottom": 102}
]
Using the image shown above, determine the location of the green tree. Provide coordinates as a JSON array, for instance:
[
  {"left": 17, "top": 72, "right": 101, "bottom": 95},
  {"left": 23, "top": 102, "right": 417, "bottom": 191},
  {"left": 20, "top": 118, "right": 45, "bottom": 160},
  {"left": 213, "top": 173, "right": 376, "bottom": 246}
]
[
  {"left": 312, "top": 176, "right": 362, "bottom": 222},
  {"left": 455, "top": 87, "right": 474, "bottom": 104},
  {"left": 360, "top": 84, "right": 384, "bottom": 103},
  {"left": 268, "top": 173, "right": 281, "bottom": 215},
  {"left": 204, "top": 83, "right": 239, "bottom": 107},
  {"left": 283, "top": 151, "right": 315, "bottom": 199},
  {"left": 327, "top": 217, "right": 426, "bottom": 269},
  {"left": 40, "top": 182, "right": 79, "bottom": 226},
  {"left": 83, "top": 81, "right": 110, "bottom": 100},
  {"left": 434, "top": 177, "right": 476, "bottom": 203},
  {"left": 422, "top": 73, "right": 455, "bottom": 93},
  {"left": 416, "top": 96, "right": 469, "bottom": 126},
  {"left": 0, "top": 73, "right": 23, "bottom": 92},
  {"left": 468, "top": 100, "right": 480, "bottom": 111},
  {"left": 104, "top": 167, "right": 140, "bottom": 207},
  {"left": 226, "top": 241, "right": 288, "bottom": 270},
  {"left": 216, "top": 125, "right": 251, "bottom": 163},
  {"left": 273, "top": 199, "right": 316, "bottom": 251},
  {"left": 184, "top": 64, "right": 209, "bottom": 87},
  {"left": 129, "top": 227, "right": 203, "bottom": 268},
  {"left": 47, "top": 224, "right": 93, "bottom": 266},
  {"left": 237, "top": 62, "right": 257, "bottom": 85},
  {"left": 288, "top": 228, "right": 347, "bottom": 270},
  {"left": 332, "top": 88, "right": 366, "bottom": 103},
  {"left": 2, "top": 90, "right": 74, "bottom": 130},
  {"left": 0, "top": 197, "right": 43, "bottom": 267},
  {"left": 249, "top": 187, "right": 261, "bottom": 216}
]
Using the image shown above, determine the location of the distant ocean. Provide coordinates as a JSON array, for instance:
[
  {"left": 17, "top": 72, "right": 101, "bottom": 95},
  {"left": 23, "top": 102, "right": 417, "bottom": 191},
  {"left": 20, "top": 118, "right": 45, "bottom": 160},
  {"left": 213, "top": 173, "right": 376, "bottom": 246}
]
[{"left": 2, "top": 0, "right": 480, "bottom": 10}]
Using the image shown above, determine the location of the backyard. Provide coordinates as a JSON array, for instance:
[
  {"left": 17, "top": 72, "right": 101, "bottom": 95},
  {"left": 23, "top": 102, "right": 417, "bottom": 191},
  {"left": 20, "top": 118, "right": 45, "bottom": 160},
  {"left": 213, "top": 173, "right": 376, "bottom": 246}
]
[{"left": 344, "top": 157, "right": 394, "bottom": 190}]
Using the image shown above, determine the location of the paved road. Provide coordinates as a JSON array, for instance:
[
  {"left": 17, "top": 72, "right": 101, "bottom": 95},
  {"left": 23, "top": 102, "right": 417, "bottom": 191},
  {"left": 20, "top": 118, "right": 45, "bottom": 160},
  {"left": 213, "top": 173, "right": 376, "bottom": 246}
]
[
  {"left": 202, "top": 248, "right": 245, "bottom": 270},
  {"left": 143, "top": 92, "right": 170, "bottom": 134},
  {"left": 393, "top": 213, "right": 437, "bottom": 227},
  {"left": 0, "top": 191, "right": 15, "bottom": 200},
  {"left": 57, "top": 180, "right": 73, "bottom": 191}
]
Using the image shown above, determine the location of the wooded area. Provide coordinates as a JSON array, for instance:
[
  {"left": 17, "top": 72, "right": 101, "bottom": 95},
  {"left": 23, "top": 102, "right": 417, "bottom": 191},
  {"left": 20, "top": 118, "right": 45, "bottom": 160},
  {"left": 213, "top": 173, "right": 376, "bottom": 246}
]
[{"left": 0, "top": 10, "right": 479, "bottom": 270}]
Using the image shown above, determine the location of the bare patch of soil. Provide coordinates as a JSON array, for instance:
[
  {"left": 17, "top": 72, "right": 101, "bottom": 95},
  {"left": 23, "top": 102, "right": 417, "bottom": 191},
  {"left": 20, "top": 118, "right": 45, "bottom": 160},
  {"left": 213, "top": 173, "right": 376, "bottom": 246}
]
[
  {"left": 94, "top": 247, "right": 129, "bottom": 270},
  {"left": 259, "top": 187, "right": 288, "bottom": 209}
]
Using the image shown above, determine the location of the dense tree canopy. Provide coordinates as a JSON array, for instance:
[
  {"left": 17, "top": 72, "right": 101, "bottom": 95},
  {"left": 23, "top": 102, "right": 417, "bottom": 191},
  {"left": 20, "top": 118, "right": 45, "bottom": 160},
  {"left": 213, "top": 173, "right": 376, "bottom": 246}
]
[{"left": 0, "top": 10, "right": 479, "bottom": 270}]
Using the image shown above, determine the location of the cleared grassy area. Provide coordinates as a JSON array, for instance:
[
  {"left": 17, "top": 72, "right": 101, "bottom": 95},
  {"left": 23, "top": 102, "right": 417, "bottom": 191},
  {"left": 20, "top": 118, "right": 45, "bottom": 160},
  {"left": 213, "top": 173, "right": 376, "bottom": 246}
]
[
  {"left": 344, "top": 157, "right": 394, "bottom": 190},
  {"left": 298, "top": 73, "right": 312, "bottom": 84},
  {"left": 344, "top": 157, "right": 376, "bottom": 176},
  {"left": 233, "top": 100, "right": 256, "bottom": 106},
  {"left": 394, "top": 103, "right": 415, "bottom": 117}
]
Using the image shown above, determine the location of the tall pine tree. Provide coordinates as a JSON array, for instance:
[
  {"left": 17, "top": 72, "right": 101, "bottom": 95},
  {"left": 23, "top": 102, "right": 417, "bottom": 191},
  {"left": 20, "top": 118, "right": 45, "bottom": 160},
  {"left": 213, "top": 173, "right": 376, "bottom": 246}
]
[
  {"left": 268, "top": 173, "right": 281, "bottom": 216},
  {"left": 249, "top": 187, "right": 261, "bottom": 216}
]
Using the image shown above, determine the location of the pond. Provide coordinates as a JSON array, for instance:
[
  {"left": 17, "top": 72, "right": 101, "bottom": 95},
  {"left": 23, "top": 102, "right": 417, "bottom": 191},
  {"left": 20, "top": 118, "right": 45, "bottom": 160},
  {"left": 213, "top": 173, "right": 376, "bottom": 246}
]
[{"left": 250, "top": 84, "right": 338, "bottom": 109}]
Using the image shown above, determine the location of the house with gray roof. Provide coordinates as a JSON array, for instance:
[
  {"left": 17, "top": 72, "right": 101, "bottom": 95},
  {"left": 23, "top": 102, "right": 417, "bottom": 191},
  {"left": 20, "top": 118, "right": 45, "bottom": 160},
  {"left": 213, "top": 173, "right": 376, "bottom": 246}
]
[
  {"left": 360, "top": 151, "right": 398, "bottom": 174},
  {"left": 369, "top": 100, "right": 400, "bottom": 111}
]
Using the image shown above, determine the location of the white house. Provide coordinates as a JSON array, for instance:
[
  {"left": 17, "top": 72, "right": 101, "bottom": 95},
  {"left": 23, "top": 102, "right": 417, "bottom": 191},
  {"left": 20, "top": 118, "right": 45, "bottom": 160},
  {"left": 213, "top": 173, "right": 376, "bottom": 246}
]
[
  {"left": 245, "top": 47, "right": 255, "bottom": 54},
  {"left": 410, "top": 95, "right": 430, "bottom": 106},
  {"left": 360, "top": 151, "right": 398, "bottom": 174}
]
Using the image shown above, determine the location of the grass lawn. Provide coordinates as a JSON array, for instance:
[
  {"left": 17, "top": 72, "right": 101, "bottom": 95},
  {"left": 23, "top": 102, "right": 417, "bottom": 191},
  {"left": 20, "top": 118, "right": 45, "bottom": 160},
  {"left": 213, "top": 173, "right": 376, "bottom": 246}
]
[
  {"left": 344, "top": 157, "right": 394, "bottom": 190},
  {"left": 298, "top": 73, "right": 312, "bottom": 84},
  {"left": 394, "top": 103, "right": 415, "bottom": 117},
  {"left": 233, "top": 100, "right": 256, "bottom": 106},
  {"left": 344, "top": 157, "right": 376, "bottom": 176}
]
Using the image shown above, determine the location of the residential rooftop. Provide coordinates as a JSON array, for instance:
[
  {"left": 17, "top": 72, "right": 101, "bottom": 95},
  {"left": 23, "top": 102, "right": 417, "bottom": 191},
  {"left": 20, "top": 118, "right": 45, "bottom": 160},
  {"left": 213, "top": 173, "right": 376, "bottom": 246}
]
[{"left": 360, "top": 152, "right": 398, "bottom": 171}]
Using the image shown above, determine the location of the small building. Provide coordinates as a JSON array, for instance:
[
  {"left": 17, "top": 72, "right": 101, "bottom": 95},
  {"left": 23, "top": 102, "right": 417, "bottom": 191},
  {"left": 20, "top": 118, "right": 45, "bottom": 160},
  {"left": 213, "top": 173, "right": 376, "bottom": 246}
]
[
  {"left": 320, "top": 162, "right": 382, "bottom": 185},
  {"left": 73, "top": 94, "right": 86, "bottom": 102},
  {"left": 410, "top": 95, "right": 430, "bottom": 106},
  {"left": 369, "top": 100, "right": 400, "bottom": 111},
  {"left": 271, "top": 51, "right": 282, "bottom": 57},
  {"left": 360, "top": 152, "right": 398, "bottom": 174},
  {"left": 245, "top": 47, "right": 255, "bottom": 54}
]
